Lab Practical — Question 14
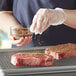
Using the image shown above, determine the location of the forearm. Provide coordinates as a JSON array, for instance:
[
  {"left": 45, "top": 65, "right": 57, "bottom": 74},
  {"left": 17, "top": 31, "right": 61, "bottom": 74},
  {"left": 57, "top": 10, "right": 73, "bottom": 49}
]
[
  {"left": 0, "top": 11, "right": 21, "bottom": 34},
  {"left": 64, "top": 9, "right": 76, "bottom": 29}
]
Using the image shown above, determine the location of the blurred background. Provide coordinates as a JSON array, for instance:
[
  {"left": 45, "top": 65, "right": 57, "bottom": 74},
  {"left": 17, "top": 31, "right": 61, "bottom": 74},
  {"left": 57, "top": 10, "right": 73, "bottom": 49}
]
[{"left": 0, "top": 28, "right": 12, "bottom": 49}]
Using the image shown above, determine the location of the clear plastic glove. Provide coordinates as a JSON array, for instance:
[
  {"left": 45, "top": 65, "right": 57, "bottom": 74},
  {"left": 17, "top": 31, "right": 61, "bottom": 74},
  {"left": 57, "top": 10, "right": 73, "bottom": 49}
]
[
  {"left": 30, "top": 8, "right": 67, "bottom": 34},
  {"left": 8, "top": 26, "right": 32, "bottom": 46}
]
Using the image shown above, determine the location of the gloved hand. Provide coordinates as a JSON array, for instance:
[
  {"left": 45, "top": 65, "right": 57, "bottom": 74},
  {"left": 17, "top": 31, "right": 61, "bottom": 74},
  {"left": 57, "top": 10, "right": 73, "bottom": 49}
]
[
  {"left": 30, "top": 8, "right": 67, "bottom": 34},
  {"left": 8, "top": 26, "right": 32, "bottom": 46}
]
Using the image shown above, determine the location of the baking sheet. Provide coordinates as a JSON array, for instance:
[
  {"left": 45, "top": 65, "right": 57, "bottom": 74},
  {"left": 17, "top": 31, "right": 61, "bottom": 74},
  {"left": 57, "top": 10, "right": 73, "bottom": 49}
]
[{"left": 0, "top": 46, "right": 76, "bottom": 76}]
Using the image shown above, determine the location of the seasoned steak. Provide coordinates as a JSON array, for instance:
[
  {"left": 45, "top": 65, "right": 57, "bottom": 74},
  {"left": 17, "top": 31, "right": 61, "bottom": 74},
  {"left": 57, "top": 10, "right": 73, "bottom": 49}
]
[
  {"left": 11, "top": 27, "right": 32, "bottom": 39},
  {"left": 11, "top": 52, "right": 53, "bottom": 66},
  {"left": 45, "top": 43, "right": 76, "bottom": 60}
]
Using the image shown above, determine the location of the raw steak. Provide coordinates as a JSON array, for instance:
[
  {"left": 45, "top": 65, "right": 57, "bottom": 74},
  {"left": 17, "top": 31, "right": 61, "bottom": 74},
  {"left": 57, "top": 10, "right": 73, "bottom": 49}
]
[
  {"left": 45, "top": 43, "right": 76, "bottom": 60},
  {"left": 11, "top": 52, "right": 53, "bottom": 66}
]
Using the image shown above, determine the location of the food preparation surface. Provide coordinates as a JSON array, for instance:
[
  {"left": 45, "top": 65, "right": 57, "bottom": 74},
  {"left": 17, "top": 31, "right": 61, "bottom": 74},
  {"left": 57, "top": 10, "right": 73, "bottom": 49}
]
[{"left": 0, "top": 46, "right": 76, "bottom": 76}]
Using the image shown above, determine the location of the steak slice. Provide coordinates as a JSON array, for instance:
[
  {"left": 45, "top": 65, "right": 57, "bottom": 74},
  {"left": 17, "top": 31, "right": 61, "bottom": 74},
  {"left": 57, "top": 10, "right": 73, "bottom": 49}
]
[
  {"left": 45, "top": 43, "right": 76, "bottom": 60},
  {"left": 11, "top": 52, "right": 53, "bottom": 66}
]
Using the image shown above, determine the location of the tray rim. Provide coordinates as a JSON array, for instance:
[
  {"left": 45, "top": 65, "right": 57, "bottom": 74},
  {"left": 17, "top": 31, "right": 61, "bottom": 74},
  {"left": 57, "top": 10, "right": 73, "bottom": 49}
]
[
  {"left": 0, "top": 46, "right": 49, "bottom": 52},
  {"left": 1, "top": 66, "right": 76, "bottom": 75}
]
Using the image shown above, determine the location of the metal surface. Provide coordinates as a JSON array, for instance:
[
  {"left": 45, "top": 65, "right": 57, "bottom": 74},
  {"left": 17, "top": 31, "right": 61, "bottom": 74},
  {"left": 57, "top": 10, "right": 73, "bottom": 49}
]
[{"left": 0, "top": 46, "right": 76, "bottom": 76}]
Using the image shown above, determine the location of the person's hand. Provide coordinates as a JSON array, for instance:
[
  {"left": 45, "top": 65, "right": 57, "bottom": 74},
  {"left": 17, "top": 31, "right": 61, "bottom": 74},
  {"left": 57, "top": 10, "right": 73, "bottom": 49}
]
[
  {"left": 30, "top": 8, "right": 67, "bottom": 34},
  {"left": 8, "top": 26, "right": 32, "bottom": 46},
  {"left": 8, "top": 34, "right": 32, "bottom": 46}
]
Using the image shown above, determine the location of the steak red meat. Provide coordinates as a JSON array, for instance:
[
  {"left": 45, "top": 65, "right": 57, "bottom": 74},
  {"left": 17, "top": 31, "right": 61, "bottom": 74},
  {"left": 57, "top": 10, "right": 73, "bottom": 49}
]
[
  {"left": 45, "top": 43, "right": 76, "bottom": 60},
  {"left": 11, "top": 52, "right": 53, "bottom": 66}
]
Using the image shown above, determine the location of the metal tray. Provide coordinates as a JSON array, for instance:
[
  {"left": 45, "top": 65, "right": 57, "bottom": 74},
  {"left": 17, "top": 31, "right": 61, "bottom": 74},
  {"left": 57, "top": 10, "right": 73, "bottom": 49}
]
[{"left": 0, "top": 46, "right": 76, "bottom": 76}]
